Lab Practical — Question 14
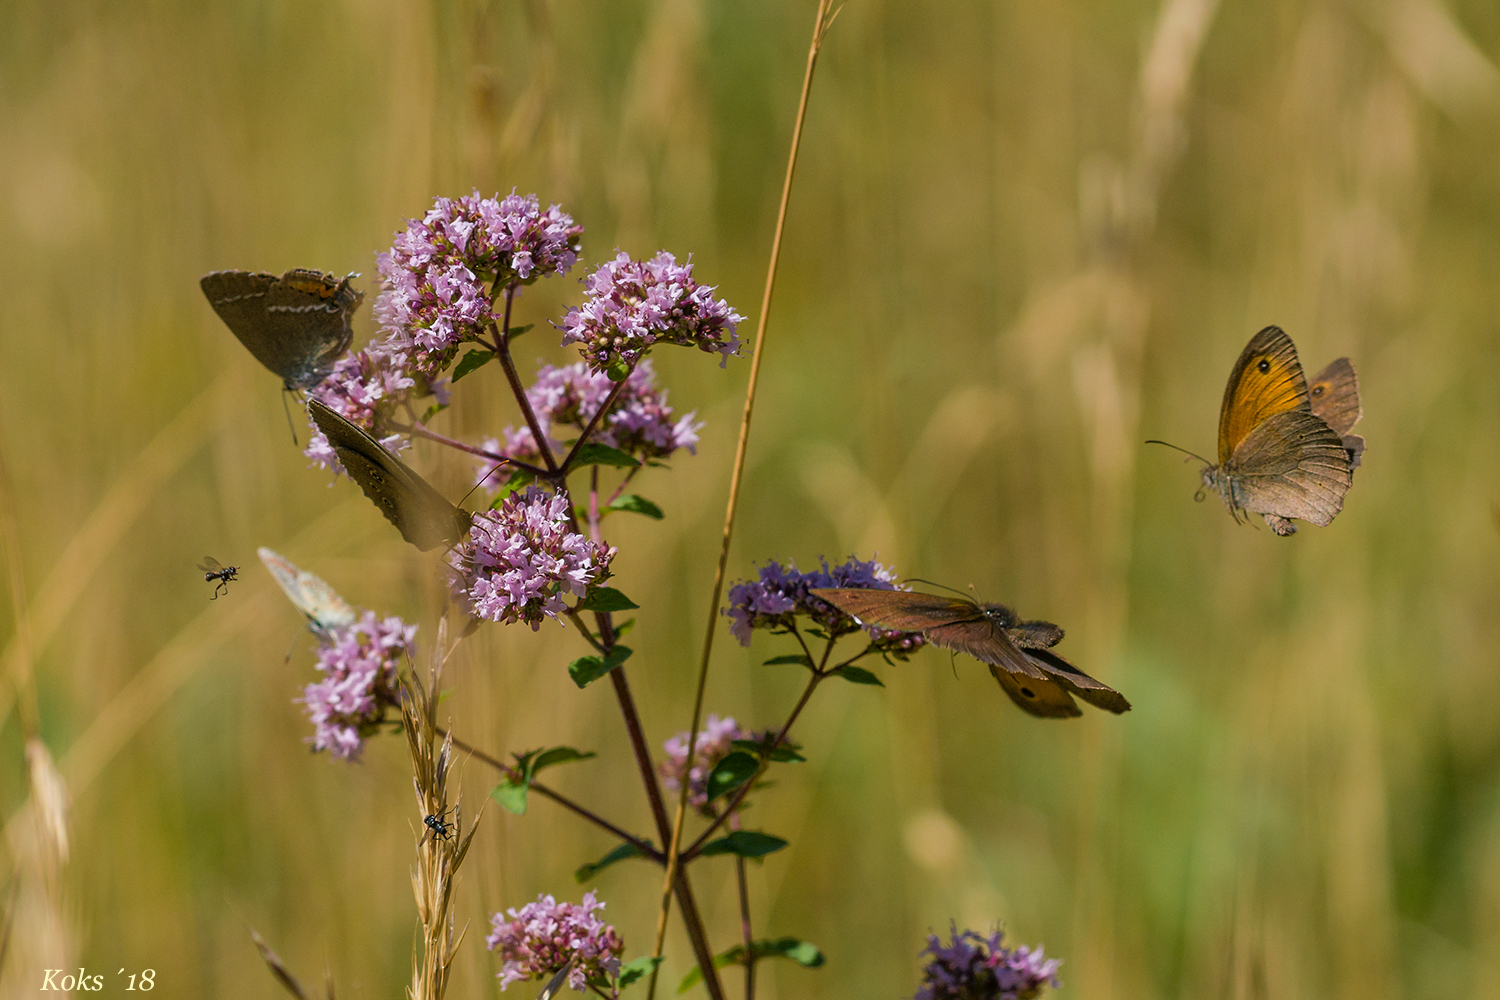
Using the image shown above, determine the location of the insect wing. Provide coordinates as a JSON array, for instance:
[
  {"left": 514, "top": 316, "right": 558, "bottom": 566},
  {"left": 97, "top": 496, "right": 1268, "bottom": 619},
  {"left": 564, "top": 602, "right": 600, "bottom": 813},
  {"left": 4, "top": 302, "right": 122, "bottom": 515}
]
[
  {"left": 1227, "top": 409, "right": 1351, "bottom": 529},
  {"left": 200, "top": 268, "right": 361, "bottom": 390},
  {"left": 988, "top": 664, "right": 1083, "bottom": 718},
  {"left": 536, "top": 957, "right": 578, "bottom": 1000},
  {"left": 1308, "top": 357, "right": 1365, "bottom": 469},
  {"left": 257, "top": 547, "right": 357, "bottom": 635},
  {"left": 307, "top": 400, "right": 471, "bottom": 551},
  {"left": 1022, "top": 647, "right": 1131, "bottom": 714},
  {"left": 1216, "top": 326, "right": 1311, "bottom": 466},
  {"left": 198, "top": 556, "right": 224, "bottom": 574},
  {"left": 809, "top": 588, "right": 981, "bottom": 632}
]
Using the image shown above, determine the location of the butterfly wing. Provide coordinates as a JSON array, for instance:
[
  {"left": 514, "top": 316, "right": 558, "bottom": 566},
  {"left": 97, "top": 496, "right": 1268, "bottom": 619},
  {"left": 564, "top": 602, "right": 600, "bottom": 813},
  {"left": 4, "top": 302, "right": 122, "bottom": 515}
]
[
  {"left": 1020, "top": 647, "right": 1132, "bottom": 714},
  {"left": 201, "top": 269, "right": 361, "bottom": 390},
  {"left": 1226, "top": 409, "right": 1352, "bottom": 529},
  {"left": 988, "top": 664, "right": 1083, "bottom": 718},
  {"left": 1308, "top": 357, "right": 1365, "bottom": 469},
  {"left": 1217, "top": 326, "right": 1310, "bottom": 466},
  {"left": 257, "top": 547, "right": 357, "bottom": 634},
  {"left": 808, "top": 588, "right": 986, "bottom": 633},
  {"left": 308, "top": 400, "right": 472, "bottom": 551}
]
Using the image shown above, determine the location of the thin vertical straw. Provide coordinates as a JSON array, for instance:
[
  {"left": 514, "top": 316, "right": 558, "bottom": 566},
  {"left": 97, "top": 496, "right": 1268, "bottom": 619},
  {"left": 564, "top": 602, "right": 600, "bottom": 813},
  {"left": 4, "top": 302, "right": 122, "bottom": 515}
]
[{"left": 646, "top": 2, "right": 840, "bottom": 996}]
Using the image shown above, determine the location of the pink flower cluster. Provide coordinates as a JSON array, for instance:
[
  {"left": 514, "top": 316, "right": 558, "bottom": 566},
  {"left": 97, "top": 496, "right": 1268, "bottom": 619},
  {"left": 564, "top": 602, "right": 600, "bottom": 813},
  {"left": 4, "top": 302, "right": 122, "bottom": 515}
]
[
  {"left": 300, "top": 611, "right": 415, "bottom": 761},
  {"left": 561, "top": 251, "right": 743, "bottom": 373},
  {"left": 486, "top": 891, "right": 623, "bottom": 991},
  {"left": 447, "top": 486, "right": 615, "bottom": 629},
  {"left": 660, "top": 714, "right": 753, "bottom": 814},
  {"left": 374, "top": 191, "right": 583, "bottom": 376}
]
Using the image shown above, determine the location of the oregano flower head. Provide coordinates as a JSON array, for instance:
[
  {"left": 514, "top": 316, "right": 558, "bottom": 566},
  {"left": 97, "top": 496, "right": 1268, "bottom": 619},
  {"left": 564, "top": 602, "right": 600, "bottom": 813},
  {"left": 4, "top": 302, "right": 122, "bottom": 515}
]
[
  {"left": 561, "top": 250, "right": 743, "bottom": 375},
  {"left": 375, "top": 191, "right": 582, "bottom": 376},
  {"left": 486, "top": 891, "right": 623, "bottom": 991},
  {"left": 447, "top": 486, "right": 615, "bottom": 629},
  {"left": 300, "top": 612, "right": 413, "bottom": 761}
]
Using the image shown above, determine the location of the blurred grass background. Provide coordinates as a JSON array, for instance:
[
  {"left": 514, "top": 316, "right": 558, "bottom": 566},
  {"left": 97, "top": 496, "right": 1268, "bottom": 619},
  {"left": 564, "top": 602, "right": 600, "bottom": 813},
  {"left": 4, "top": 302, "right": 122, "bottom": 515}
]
[{"left": 3, "top": 0, "right": 1500, "bottom": 996}]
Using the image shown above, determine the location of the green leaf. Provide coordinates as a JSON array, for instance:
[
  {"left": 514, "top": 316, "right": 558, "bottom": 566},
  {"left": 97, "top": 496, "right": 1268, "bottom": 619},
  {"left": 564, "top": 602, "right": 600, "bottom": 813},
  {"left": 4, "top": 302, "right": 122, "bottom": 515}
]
[
  {"left": 577, "top": 587, "right": 640, "bottom": 612},
  {"left": 607, "top": 494, "right": 664, "bottom": 519},
  {"left": 452, "top": 349, "right": 496, "bottom": 382},
  {"left": 731, "top": 739, "right": 805, "bottom": 763},
  {"left": 678, "top": 938, "right": 826, "bottom": 991},
  {"left": 507, "top": 322, "right": 534, "bottom": 340},
  {"left": 755, "top": 937, "right": 825, "bottom": 967},
  {"left": 763, "top": 654, "right": 814, "bottom": 668},
  {"left": 491, "top": 778, "right": 529, "bottom": 815},
  {"left": 698, "top": 830, "right": 788, "bottom": 859},
  {"left": 706, "top": 751, "right": 760, "bottom": 802},
  {"left": 612, "top": 617, "right": 636, "bottom": 639},
  {"left": 421, "top": 401, "right": 448, "bottom": 423},
  {"left": 574, "top": 841, "right": 652, "bottom": 882},
  {"left": 494, "top": 745, "right": 596, "bottom": 814},
  {"left": 831, "top": 665, "right": 884, "bottom": 687},
  {"left": 568, "top": 645, "right": 634, "bottom": 688},
  {"left": 617, "top": 956, "right": 663, "bottom": 990},
  {"left": 676, "top": 953, "right": 739, "bottom": 993},
  {"left": 533, "top": 746, "right": 597, "bottom": 773},
  {"left": 571, "top": 442, "right": 641, "bottom": 469},
  {"left": 606, "top": 361, "right": 632, "bottom": 382}
]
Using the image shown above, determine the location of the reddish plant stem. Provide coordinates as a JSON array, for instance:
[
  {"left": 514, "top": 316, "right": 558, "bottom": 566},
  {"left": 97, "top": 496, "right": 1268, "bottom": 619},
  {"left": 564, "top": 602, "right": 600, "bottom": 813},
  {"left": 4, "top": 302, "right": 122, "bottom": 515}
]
[
  {"left": 490, "top": 285, "right": 559, "bottom": 474},
  {"left": 606, "top": 664, "right": 724, "bottom": 1000},
  {"left": 559, "top": 378, "right": 628, "bottom": 472}
]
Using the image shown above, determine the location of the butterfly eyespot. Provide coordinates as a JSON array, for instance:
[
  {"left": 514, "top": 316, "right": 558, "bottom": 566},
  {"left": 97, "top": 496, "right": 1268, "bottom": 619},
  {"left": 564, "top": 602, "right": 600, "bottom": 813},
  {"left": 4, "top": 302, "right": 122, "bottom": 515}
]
[
  {"left": 1311, "top": 385, "right": 1324, "bottom": 396},
  {"left": 1020, "top": 686, "right": 1036, "bottom": 698},
  {"left": 1256, "top": 358, "right": 1270, "bottom": 373}
]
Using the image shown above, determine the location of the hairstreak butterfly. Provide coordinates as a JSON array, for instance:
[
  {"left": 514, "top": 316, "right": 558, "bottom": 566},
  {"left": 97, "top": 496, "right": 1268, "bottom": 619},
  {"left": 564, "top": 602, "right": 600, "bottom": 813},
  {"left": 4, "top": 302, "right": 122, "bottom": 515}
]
[{"left": 200, "top": 268, "right": 362, "bottom": 390}]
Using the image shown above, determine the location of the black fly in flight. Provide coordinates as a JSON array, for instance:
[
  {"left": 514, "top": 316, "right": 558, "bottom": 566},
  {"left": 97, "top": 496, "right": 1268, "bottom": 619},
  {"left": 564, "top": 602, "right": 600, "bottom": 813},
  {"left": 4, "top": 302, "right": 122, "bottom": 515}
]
[{"left": 199, "top": 557, "right": 239, "bottom": 599}]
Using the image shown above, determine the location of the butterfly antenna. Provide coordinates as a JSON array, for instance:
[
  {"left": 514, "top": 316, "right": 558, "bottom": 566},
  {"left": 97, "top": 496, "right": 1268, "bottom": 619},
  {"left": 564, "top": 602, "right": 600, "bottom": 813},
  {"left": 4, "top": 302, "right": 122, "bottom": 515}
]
[
  {"left": 282, "top": 628, "right": 303, "bottom": 664},
  {"left": 282, "top": 389, "right": 301, "bottom": 446},
  {"left": 1144, "top": 439, "right": 1211, "bottom": 465},
  {"left": 455, "top": 458, "right": 513, "bottom": 510},
  {"left": 906, "top": 577, "right": 971, "bottom": 599}
]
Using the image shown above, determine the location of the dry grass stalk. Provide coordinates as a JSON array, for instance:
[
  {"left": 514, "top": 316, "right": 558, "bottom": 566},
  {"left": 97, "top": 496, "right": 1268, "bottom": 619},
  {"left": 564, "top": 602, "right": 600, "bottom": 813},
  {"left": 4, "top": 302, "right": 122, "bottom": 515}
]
[{"left": 403, "top": 615, "right": 481, "bottom": 1000}]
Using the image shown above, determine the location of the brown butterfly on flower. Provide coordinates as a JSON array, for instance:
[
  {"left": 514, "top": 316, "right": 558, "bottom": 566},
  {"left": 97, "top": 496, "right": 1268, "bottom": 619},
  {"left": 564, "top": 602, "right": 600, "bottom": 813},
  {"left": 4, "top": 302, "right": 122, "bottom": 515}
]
[
  {"left": 809, "top": 587, "right": 1130, "bottom": 719},
  {"left": 1149, "top": 325, "right": 1363, "bottom": 536}
]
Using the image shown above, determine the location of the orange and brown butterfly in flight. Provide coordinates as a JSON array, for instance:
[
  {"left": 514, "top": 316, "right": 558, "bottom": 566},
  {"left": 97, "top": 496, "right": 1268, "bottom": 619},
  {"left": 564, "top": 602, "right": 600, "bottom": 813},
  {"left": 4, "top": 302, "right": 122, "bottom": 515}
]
[
  {"left": 1150, "top": 326, "right": 1360, "bottom": 536},
  {"left": 809, "top": 587, "right": 1130, "bottom": 719}
]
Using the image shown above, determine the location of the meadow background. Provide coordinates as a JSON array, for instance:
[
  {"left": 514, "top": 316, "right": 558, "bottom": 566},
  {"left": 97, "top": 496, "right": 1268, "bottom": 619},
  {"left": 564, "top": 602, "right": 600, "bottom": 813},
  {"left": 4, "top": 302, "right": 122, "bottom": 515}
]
[{"left": 3, "top": 0, "right": 1500, "bottom": 997}]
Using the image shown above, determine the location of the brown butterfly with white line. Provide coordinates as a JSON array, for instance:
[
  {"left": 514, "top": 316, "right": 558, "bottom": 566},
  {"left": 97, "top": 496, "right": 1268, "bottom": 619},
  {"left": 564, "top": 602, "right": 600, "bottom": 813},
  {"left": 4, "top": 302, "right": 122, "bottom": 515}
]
[{"left": 809, "top": 587, "right": 1130, "bottom": 719}]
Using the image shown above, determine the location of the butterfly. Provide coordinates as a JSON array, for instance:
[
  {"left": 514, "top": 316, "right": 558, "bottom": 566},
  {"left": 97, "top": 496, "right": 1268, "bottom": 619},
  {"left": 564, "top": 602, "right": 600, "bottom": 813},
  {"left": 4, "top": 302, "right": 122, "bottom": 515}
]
[
  {"left": 307, "top": 400, "right": 472, "bottom": 551},
  {"left": 1150, "top": 326, "right": 1355, "bottom": 536},
  {"left": 200, "top": 269, "right": 362, "bottom": 390},
  {"left": 808, "top": 587, "right": 1130, "bottom": 719},
  {"left": 257, "top": 547, "right": 358, "bottom": 639},
  {"left": 199, "top": 556, "right": 239, "bottom": 599}
]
